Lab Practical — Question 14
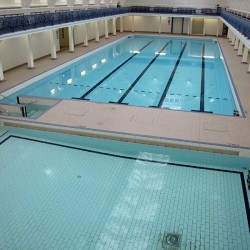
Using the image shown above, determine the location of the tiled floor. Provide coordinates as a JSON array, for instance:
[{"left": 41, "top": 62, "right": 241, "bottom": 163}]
[{"left": 1, "top": 33, "right": 250, "bottom": 156}]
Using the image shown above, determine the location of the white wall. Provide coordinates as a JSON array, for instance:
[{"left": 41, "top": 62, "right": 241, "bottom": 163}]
[
  {"left": 123, "top": 0, "right": 228, "bottom": 8},
  {"left": 0, "top": 31, "right": 51, "bottom": 71}
]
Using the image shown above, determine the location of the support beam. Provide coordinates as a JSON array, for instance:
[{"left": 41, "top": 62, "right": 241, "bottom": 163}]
[
  {"left": 83, "top": 23, "right": 88, "bottom": 47},
  {"left": 248, "top": 63, "right": 250, "bottom": 73},
  {"left": 159, "top": 16, "right": 162, "bottom": 34},
  {"left": 120, "top": 16, "right": 123, "bottom": 33},
  {"left": 27, "top": 34, "right": 34, "bottom": 69},
  {"left": 187, "top": 18, "right": 191, "bottom": 35},
  {"left": 132, "top": 16, "right": 135, "bottom": 32},
  {"left": 68, "top": 26, "right": 74, "bottom": 52},
  {"left": 203, "top": 19, "right": 206, "bottom": 35},
  {"left": 50, "top": 30, "right": 57, "bottom": 59},
  {"left": 216, "top": 19, "right": 219, "bottom": 37},
  {"left": 112, "top": 18, "right": 116, "bottom": 35},
  {"left": 105, "top": 19, "right": 109, "bottom": 38},
  {"left": 95, "top": 21, "right": 100, "bottom": 42},
  {"left": 228, "top": 29, "right": 232, "bottom": 41},
  {"left": 0, "top": 60, "right": 4, "bottom": 82},
  {"left": 238, "top": 40, "right": 244, "bottom": 56},
  {"left": 231, "top": 33, "right": 236, "bottom": 45},
  {"left": 234, "top": 37, "right": 239, "bottom": 50},
  {"left": 242, "top": 46, "right": 249, "bottom": 63}
]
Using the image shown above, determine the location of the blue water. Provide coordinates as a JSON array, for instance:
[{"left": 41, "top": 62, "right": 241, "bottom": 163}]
[
  {"left": 1, "top": 35, "right": 239, "bottom": 116},
  {"left": 0, "top": 126, "right": 250, "bottom": 249}
]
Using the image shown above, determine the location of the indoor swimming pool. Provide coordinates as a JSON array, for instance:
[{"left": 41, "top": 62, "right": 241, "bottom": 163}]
[
  {"left": 0, "top": 127, "right": 249, "bottom": 249},
  {"left": 0, "top": 35, "right": 241, "bottom": 116}
]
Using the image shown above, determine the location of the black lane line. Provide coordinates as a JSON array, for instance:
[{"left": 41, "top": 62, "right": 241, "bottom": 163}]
[
  {"left": 157, "top": 42, "right": 187, "bottom": 108},
  {"left": 200, "top": 43, "right": 205, "bottom": 112},
  {"left": 2, "top": 134, "right": 250, "bottom": 233},
  {"left": 76, "top": 41, "right": 154, "bottom": 100},
  {"left": 117, "top": 41, "right": 171, "bottom": 104}
]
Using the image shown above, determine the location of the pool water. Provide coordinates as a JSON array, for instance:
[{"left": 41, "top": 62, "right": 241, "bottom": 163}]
[
  {"left": 0, "top": 35, "right": 240, "bottom": 116},
  {"left": 0, "top": 127, "right": 249, "bottom": 249}
]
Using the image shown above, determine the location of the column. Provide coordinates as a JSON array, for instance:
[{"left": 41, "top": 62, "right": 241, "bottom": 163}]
[
  {"left": 0, "top": 60, "right": 4, "bottom": 82},
  {"left": 242, "top": 46, "right": 249, "bottom": 63},
  {"left": 231, "top": 33, "right": 236, "bottom": 45},
  {"left": 95, "top": 21, "right": 100, "bottom": 42},
  {"left": 50, "top": 30, "right": 57, "bottom": 59},
  {"left": 159, "top": 16, "right": 162, "bottom": 34},
  {"left": 21, "top": 0, "right": 32, "bottom": 14},
  {"left": 238, "top": 40, "right": 244, "bottom": 56},
  {"left": 248, "top": 63, "right": 250, "bottom": 73},
  {"left": 68, "top": 26, "right": 74, "bottom": 52},
  {"left": 83, "top": 23, "right": 88, "bottom": 47},
  {"left": 203, "top": 19, "right": 206, "bottom": 36},
  {"left": 187, "top": 18, "right": 191, "bottom": 35},
  {"left": 189, "top": 18, "right": 193, "bottom": 35},
  {"left": 67, "top": 0, "right": 74, "bottom": 10},
  {"left": 228, "top": 30, "right": 232, "bottom": 41},
  {"left": 227, "top": 29, "right": 231, "bottom": 39},
  {"left": 27, "top": 34, "right": 34, "bottom": 69},
  {"left": 120, "top": 16, "right": 123, "bottom": 33},
  {"left": 112, "top": 18, "right": 116, "bottom": 35},
  {"left": 48, "top": 0, "right": 57, "bottom": 12},
  {"left": 105, "top": 19, "right": 109, "bottom": 39},
  {"left": 216, "top": 19, "right": 219, "bottom": 37},
  {"left": 132, "top": 16, "right": 135, "bottom": 32},
  {"left": 234, "top": 37, "right": 239, "bottom": 50}
]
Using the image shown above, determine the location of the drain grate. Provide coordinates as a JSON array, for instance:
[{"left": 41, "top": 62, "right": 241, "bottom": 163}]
[{"left": 162, "top": 232, "right": 182, "bottom": 249}]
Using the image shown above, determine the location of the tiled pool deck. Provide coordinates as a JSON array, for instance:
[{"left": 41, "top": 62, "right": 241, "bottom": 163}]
[{"left": 0, "top": 33, "right": 250, "bottom": 156}]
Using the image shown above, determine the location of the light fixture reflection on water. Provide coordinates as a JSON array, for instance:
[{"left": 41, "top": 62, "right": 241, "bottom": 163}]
[
  {"left": 50, "top": 88, "right": 56, "bottom": 95},
  {"left": 92, "top": 64, "right": 97, "bottom": 69},
  {"left": 67, "top": 78, "right": 72, "bottom": 84},
  {"left": 81, "top": 70, "right": 86, "bottom": 76},
  {"left": 130, "top": 50, "right": 140, "bottom": 54},
  {"left": 101, "top": 58, "right": 107, "bottom": 64}
]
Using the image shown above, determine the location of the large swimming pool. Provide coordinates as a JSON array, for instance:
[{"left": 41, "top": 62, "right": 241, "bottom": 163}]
[
  {"left": 0, "top": 126, "right": 250, "bottom": 249},
  {"left": 0, "top": 35, "right": 241, "bottom": 116}
]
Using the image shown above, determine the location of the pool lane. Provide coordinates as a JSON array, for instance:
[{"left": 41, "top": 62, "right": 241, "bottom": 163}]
[
  {"left": 79, "top": 40, "right": 154, "bottom": 100},
  {"left": 117, "top": 41, "right": 171, "bottom": 104},
  {"left": 83, "top": 39, "right": 172, "bottom": 103},
  {"left": 157, "top": 41, "right": 203, "bottom": 111}
]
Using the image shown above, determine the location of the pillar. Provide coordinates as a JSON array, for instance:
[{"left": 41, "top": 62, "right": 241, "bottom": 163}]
[
  {"left": 228, "top": 29, "right": 232, "bottom": 41},
  {"left": 112, "top": 18, "right": 116, "bottom": 35},
  {"left": 27, "top": 34, "right": 34, "bottom": 69},
  {"left": 203, "top": 19, "right": 206, "bottom": 36},
  {"left": 50, "top": 30, "right": 57, "bottom": 59},
  {"left": 248, "top": 63, "right": 250, "bottom": 73},
  {"left": 120, "top": 16, "right": 123, "bottom": 33},
  {"left": 189, "top": 18, "right": 193, "bottom": 35},
  {"left": 238, "top": 40, "right": 244, "bottom": 56},
  {"left": 48, "top": 0, "right": 57, "bottom": 12},
  {"left": 95, "top": 21, "right": 100, "bottom": 42},
  {"left": 242, "top": 46, "right": 249, "bottom": 63},
  {"left": 0, "top": 60, "right": 4, "bottom": 82},
  {"left": 21, "top": 0, "right": 32, "bottom": 14},
  {"left": 216, "top": 19, "right": 219, "bottom": 37},
  {"left": 231, "top": 33, "right": 236, "bottom": 45},
  {"left": 187, "top": 18, "right": 191, "bottom": 35},
  {"left": 105, "top": 19, "right": 109, "bottom": 38},
  {"left": 159, "top": 16, "right": 162, "bottom": 34},
  {"left": 68, "top": 26, "right": 74, "bottom": 52},
  {"left": 83, "top": 23, "right": 88, "bottom": 47},
  {"left": 234, "top": 37, "right": 239, "bottom": 50},
  {"left": 132, "top": 16, "right": 135, "bottom": 33}
]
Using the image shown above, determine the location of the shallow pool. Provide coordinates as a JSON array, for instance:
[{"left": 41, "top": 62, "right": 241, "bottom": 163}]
[{"left": 0, "top": 127, "right": 249, "bottom": 249}]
